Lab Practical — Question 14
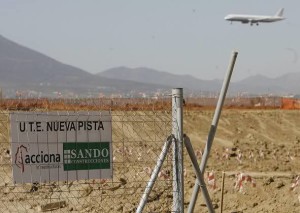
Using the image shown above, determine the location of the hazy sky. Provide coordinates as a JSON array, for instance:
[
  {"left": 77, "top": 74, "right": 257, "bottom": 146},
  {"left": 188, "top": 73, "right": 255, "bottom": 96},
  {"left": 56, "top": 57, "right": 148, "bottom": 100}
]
[{"left": 0, "top": 0, "right": 299, "bottom": 81}]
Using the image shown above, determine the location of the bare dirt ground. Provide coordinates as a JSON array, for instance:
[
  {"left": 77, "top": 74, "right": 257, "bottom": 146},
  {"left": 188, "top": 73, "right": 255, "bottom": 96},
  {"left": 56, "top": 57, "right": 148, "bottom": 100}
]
[
  {"left": 1, "top": 109, "right": 300, "bottom": 212},
  {"left": 183, "top": 109, "right": 300, "bottom": 213}
]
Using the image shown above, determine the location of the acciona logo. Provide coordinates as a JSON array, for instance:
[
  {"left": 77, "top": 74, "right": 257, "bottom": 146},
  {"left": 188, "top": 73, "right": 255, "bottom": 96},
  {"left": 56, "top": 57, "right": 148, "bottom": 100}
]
[
  {"left": 14, "top": 145, "right": 61, "bottom": 173},
  {"left": 63, "top": 142, "right": 110, "bottom": 171},
  {"left": 15, "top": 145, "right": 28, "bottom": 173}
]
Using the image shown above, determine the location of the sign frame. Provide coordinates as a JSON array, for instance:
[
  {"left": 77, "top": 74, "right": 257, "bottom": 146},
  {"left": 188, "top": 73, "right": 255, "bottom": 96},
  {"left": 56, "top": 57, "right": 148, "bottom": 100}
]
[{"left": 10, "top": 111, "right": 113, "bottom": 183}]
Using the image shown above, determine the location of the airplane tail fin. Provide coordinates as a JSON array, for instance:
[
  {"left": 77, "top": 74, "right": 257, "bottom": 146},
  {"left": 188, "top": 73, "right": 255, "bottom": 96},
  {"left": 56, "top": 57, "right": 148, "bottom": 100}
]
[{"left": 275, "top": 8, "right": 284, "bottom": 17}]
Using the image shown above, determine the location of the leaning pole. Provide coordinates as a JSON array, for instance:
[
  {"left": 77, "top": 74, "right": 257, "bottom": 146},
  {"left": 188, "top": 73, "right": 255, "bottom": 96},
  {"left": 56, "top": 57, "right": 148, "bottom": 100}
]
[{"left": 188, "top": 51, "right": 238, "bottom": 213}]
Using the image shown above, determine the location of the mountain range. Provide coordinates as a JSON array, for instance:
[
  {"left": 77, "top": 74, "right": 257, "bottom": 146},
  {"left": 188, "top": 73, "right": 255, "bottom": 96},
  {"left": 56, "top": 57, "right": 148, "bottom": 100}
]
[
  {"left": 98, "top": 67, "right": 300, "bottom": 96},
  {"left": 0, "top": 34, "right": 299, "bottom": 98}
]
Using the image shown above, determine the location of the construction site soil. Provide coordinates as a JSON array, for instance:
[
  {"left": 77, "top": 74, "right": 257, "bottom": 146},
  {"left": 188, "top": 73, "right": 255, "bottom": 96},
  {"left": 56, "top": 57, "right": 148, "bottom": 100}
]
[{"left": 183, "top": 109, "right": 300, "bottom": 213}]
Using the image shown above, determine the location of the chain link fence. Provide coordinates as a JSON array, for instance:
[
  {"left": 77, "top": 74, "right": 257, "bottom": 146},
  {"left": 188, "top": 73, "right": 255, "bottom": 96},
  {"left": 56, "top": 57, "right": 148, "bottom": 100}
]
[
  {"left": 0, "top": 96, "right": 298, "bottom": 212},
  {"left": 0, "top": 97, "right": 175, "bottom": 212}
]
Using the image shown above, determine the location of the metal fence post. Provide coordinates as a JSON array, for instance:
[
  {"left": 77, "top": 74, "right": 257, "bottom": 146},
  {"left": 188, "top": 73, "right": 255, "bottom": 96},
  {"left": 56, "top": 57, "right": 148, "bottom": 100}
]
[{"left": 172, "top": 88, "right": 184, "bottom": 212}]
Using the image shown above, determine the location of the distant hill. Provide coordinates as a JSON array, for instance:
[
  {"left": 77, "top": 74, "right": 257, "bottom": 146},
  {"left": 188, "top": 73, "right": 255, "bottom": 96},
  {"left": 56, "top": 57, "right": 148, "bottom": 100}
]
[
  {"left": 98, "top": 67, "right": 300, "bottom": 96},
  {"left": 98, "top": 66, "right": 222, "bottom": 92},
  {"left": 0, "top": 35, "right": 169, "bottom": 97},
  {"left": 233, "top": 73, "right": 300, "bottom": 95}
]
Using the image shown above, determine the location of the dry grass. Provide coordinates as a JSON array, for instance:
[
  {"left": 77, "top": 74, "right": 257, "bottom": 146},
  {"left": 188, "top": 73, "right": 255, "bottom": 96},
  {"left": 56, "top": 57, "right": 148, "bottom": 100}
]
[{"left": 0, "top": 98, "right": 290, "bottom": 112}]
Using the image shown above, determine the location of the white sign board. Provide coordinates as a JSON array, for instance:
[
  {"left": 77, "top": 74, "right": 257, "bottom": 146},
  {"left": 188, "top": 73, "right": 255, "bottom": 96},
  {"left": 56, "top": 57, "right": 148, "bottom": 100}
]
[{"left": 10, "top": 111, "right": 112, "bottom": 183}]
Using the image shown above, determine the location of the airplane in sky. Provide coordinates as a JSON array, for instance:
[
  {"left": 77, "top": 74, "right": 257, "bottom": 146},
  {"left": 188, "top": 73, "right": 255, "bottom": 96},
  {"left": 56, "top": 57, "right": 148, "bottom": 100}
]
[{"left": 224, "top": 8, "right": 285, "bottom": 26}]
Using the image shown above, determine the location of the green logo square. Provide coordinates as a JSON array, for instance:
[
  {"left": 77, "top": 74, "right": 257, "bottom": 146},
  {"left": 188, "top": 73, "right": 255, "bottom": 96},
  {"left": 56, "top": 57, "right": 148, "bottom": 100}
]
[{"left": 63, "top": 142, "right": 110, "bottom": 171}]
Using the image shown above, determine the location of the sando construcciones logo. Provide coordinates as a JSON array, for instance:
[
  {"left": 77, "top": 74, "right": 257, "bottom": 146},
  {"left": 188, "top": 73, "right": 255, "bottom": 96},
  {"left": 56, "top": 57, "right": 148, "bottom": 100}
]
[{"left": 63, "top": 142, "right": 110, "bottom": 171}]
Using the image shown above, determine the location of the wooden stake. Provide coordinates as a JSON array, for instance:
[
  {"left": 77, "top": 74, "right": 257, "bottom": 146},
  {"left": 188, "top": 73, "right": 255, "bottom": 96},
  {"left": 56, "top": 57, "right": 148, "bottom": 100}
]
[{"left": 220, "top": 172, "right": 225, "bottom": 213}]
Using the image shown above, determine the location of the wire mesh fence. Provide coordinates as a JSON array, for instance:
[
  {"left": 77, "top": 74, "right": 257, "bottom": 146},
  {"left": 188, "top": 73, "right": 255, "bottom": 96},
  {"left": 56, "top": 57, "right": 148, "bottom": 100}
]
[{"left": 0, "top": 97, "right": 175, "bottom": 212}]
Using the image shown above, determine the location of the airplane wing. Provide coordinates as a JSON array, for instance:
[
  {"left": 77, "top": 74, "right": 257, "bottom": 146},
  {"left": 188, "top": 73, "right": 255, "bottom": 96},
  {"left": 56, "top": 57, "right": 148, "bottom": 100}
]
[
  {"left": 248, "top": 18, "right": 269, "bottom": 23},
  {"left": 248, "top": 18, "right": 268, "bottom": 23},
  {"left": 254, "top": 18, "right": 269, "bottom": 21}
]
